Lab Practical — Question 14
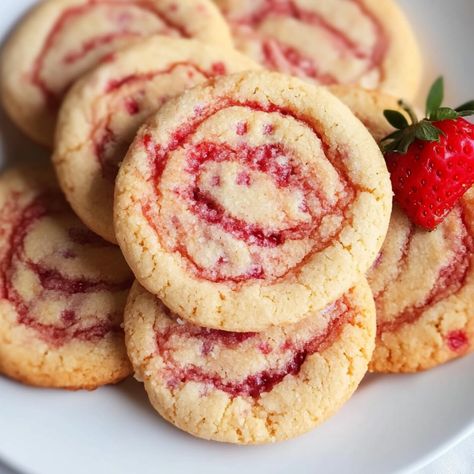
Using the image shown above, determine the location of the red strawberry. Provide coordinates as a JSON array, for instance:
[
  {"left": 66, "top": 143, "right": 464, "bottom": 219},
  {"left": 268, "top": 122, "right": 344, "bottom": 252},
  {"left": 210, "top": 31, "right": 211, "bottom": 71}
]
[{"left": 381, "top": 77, "right": 474, "bottom": 230}]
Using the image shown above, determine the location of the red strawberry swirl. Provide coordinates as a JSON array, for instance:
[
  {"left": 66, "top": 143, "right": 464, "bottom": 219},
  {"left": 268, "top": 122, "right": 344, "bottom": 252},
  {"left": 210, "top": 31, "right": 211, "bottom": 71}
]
[
  {"left": 156, "top": 296, "right": 353, "bottom": 398},
  {"left": 140, "top": 98, "right": 357, "bottom": 284},
  {"left": 0, "top": 194, "right": 132, "bottom": 347},
  {"left": 31, "top": 0, "right": 197, "bottom": 107},
  {"left": 219, "top": 0, "right": 387, "bottom": 86},
  {"left": 92, "top": 61, "right": 228, "bottom": 182},
  {"left": 370, "top": 205, "right": 473, "bottom": 340}
]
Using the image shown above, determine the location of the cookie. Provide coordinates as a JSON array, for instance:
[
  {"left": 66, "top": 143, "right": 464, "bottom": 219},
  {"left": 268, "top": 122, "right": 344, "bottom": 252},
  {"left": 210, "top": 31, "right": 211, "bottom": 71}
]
[
  {"left": 124, "top": 279, "right": 376, "bottom": 444},
  {"left": 214, "top": 0, "right": 421, "bottom": 100},
  {"left": 0, "top": 0, "right": 233, "bottom": 146},
  {"left": 0, "top": 165, "right": 133, "bottom": 389},
  {"left": 369, "top": 197, "right": 474, "bottom": 372},
  {"left": 328, "top": 84, "right": 406, "bottom": 142},
  {"left": 53, "top": 36, "right": 259, "bottom": 244},
  {"left": 114, "top": 71, "right": 392, "bottom": 331},
  {"left": 333, "top": 86, "right": 474, "bottom": 372}
]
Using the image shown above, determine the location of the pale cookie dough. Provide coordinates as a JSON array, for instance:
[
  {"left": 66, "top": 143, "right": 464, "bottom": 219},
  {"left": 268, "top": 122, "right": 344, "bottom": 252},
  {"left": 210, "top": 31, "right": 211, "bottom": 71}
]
[
  {"left": 54, "top": 36, "right": 259, "bottom": 243},
  {"left": 0, "top": 165, "right": 132, "bottom": 389},
  {"left": 114, "top": 71, "right": 392, "bottom": 331},
  {"left": 334, "top": 86, "right": 474, "bottom": 372},
  {"left": 0, "top": 0, "right": 233, "bottom": 146},
  {"left": 214, "top": 0, "right": 422, "bottom": 100},
  {"left": 328, "top": 84, "right": 406, "bottom": 142},
  {"left": 369, "top": 197, "right": 474, "bottom": 373},
  {"left": 124, "top": 279, "right": 376, "bottom": 444}
]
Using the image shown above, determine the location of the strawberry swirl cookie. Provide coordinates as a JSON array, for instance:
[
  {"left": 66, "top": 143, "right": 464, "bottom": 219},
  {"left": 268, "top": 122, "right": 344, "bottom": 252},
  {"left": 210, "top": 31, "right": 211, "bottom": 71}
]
[
  {"left": 369, "top": 198, "right": 474, "bottom": 372},
  {"left": 328, "top": 85, "right": 406, "bottom": 143},
  {"left": 0, "top": 166, "right": 133, "bottom": 389},
  {"left": 214, "top": 0, "right": 421, "bottom": 99},
  {"left": 54, "top": 36, "right": 259, "bottom": 243},
  {"left": 124, "top": 279, "right": 375, "bottom": 443},
  {"left": 0, "top": 0, "right": 232, "bottom": 146},
  {"left": 333, "top": 86, "right": 474, "bottom": 372},
  {"left": 114, "top": 71, "right": 392, "bottom": 331}
]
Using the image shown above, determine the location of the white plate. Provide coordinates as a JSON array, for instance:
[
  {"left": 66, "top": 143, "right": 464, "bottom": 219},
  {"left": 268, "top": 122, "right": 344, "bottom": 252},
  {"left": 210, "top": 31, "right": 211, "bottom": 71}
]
[{"left": 0, "top": 1, "right": 473, "bottom": 473}]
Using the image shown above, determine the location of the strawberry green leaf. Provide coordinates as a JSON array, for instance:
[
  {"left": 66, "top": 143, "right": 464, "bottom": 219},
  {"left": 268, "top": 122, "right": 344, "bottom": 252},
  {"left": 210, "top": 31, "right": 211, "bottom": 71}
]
[
  {"left": 455, "top": 100, "right": 474, "bottom": 113},
  {"left": 430, "top": 107, "right": 459, "bottom": 121},
  {"left": 414, "top": 120, "right": 443, "bottom": 141},
  {"left": 381, "top": 77, "right": 472, "bottom": 157},
  {"left": 380, "top": 129, "right": 404, "bottom": 143},
  {"left": 381, "top": 138, "right": 404, "bottom": 153},
  {"left": 380, "top": 140, "right": 397, "bottom": 152},
  {"left": 398, "top": 100, "right": 418, "bottom": 124},
  {"left": 426, "top": 76, "right": 444, "bottom": 117},
  {"left": 379, "top": 130, "right": 405, "bottom": 153},
  {"left": 384, "top": 109, "right": 409, "bottom": 129},
  {"left": 381, "top": 127, "right": 418, "bottom": 154},
  {"left": 398, "top": 130, "right": 416, "bottom": 154}
]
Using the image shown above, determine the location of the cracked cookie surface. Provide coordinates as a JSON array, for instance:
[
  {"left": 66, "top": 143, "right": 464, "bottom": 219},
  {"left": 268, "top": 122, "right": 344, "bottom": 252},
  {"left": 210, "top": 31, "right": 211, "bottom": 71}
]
[
  {"left": 0, "top": 165, "right": 132, "bottom": 389},
  {"left": 124, "top": 278, "right": 375, "bottom": 444},
  {"left": 54, "top": 36, "right": 259, "bottom": 243},
  {"left": 333, "top": 86, "right": 474, "bottom": 372},
  {"left": 0, "top": 0, "right": 232, "bottom": 146},
  {"left": 114, "top": 71, "right": 392, "bottom": 331},
  {"left": 214, "top": 0, "right": 421, "bottom": 99}
]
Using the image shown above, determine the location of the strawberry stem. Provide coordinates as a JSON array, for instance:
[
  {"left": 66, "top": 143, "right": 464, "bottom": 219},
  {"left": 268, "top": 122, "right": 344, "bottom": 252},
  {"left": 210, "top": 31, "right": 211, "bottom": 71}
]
[
  {"left": 382, "top": 77, "right": 474, "bottom": 156},
  {"left": 398, "top": 99, "right": 418, "bottom": 125}
]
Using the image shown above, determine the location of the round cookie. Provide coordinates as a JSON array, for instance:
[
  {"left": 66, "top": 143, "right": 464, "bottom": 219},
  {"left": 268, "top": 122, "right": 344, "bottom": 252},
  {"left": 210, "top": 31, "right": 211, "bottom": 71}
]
[
  {"left": 369, "top": 195, "right": 474, "bottom": 372},
  {"left": 0, "top": 165, "right": 133, "bottom": 389},
  {"left": 333, "top": 86, "right": 474, "bottom": 372},
  {"left": 54, "top": 36, "right": 259, "bottom": 244},
  {"left": 0, "top": 0, "right": 233, "bottom": 146},
  {"left": 214, "top": 0, "right": 422, "bottom": 100},
  {"left": 114, "top": 71, "right": 392, "bottom": 331},
  {"left": 124, "top": 279, "right": 376, "bottom": 444},
  {"left": 328, "top": 84, "right": 407, "bottom": 142}
]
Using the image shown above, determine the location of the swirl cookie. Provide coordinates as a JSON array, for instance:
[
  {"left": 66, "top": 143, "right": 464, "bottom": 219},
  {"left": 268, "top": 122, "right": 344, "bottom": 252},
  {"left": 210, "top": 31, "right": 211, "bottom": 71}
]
[
  {"left": 214, "top": 0, "right": 421, "bottom": 99},
  {"left": 0, "top": 166, "right": 133, "bottom": 389},
  {"left": 369, "top": 198, "right": 474, "bottom": 372},
  {"left": 124, "top": 279, "right": 376, "bottom": 444},
  {"left": 333, "top": 86, "right": 474, "bottom": 372},
  {"left": 54, "top": 36, "right": 258, "bottom": 244},
  {"left": 0, "top": 0, "right": 232, "bottom": 146},
  {"left": 115, "top": 71, "right": 392, "bottom": 331},
  {"left": 328, "top": 85, "right": 406, "bottom": 142}
]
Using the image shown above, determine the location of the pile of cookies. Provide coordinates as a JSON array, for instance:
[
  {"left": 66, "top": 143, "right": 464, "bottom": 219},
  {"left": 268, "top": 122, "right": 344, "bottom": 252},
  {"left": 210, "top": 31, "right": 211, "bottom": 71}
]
[{"left": 0, "top": 0, "right": 472, "bottom": 445}]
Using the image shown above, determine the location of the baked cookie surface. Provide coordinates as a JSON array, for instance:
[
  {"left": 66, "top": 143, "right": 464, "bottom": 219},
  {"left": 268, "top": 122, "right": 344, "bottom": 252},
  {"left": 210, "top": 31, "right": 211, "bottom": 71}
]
[
  {"left": 0, "top": 0, "right": 233, "bottom": 146},
  {"left": 0, "top": 165, "right": 132, "bottom": 389},
  {"left": 114, "top": 71, "right": 392, "bottom": 331},
  {"left": 214, "top": 0, "right": 421, "bottom": 99},
  {"left": 328, "top": 84, "right": 405, "bottom": 142},
  {"left": 124, "top": 279, "right": 376, "bottom": 444},
  {"left": 54, "top": 36, "right": 258, "bottom": 243},
  {"left": 369, "top": 199, "right": 474, "bottom": 372},
  {"left": 333, "top": 86, "right": 474, "bottom": 372}
]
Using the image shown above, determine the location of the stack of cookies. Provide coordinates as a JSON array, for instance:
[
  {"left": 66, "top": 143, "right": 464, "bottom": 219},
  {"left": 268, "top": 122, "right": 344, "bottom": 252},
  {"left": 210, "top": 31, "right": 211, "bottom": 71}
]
[
  {"left": 0, "top": 0, "right": 472, "bottom": 445},
  {"left": 115, "top": 71, "right": 392, "bottom": 443}
]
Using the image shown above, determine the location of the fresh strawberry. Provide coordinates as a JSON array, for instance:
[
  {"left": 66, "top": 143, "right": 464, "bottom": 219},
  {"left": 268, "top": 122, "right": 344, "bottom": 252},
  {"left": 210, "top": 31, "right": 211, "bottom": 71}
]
[{"left": 381, "top": 77, "right": 474, "bottom": 230}]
